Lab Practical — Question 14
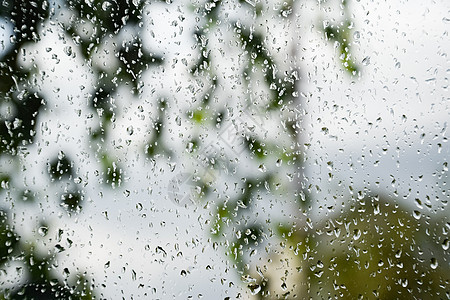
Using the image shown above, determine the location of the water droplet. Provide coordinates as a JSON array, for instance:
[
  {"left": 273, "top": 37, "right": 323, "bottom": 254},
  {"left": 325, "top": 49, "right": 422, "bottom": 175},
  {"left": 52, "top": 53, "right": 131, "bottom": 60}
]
[
  {"left": 102, "top": 1, "right": 111, "bottom": 10},
  {"left": 401, "top": 278, "right": 408, "bottom": 287},
  {"left": 373, "top": 203, "right": 380, "bottom": 215},
  {"left": 430, "top": 258, "right": 438, "bottom": 269},
  {"left": 362, "top": 56, "right": 370, "bottom": 66},
  {"left": 127, "top": 126, "right": 134, "bottom": 135},
  {"left": 442, "top": 239, "right": 449, "bottom": 251},
  {"left": 306, "top": 218, "right": 313, "bottom": 229},
  {"left": 38, "top": 226, "right": 48, "bottom": 237},
  {"left": 58, "top": 151, "right": 65, "bottom": 160},
  {"left": 353, "top": 229, "right": 361, "bottom": 240},
  {"left": 276, "top": 158, "right": 282, "bottom": 167},
  {"left": 413, "top": 210, "right": 421, "bottom": 220},
  {"left": 248, "top": 283, "right": 261, "bottom": 295},
  {"left": 334, "top": 227, "right": 341, "bottom": 237},
  {"left": 414, "top": 198, "right": 423, "bottom": 209},
  {"left": 316, "top": 260, "right": 324, "bottom": 268},
  {"left": 63, "top": 46, "right": 73, "bottom": 56},
  {"left": 186, "top": 142, "right": 194, "bottom": 153}
]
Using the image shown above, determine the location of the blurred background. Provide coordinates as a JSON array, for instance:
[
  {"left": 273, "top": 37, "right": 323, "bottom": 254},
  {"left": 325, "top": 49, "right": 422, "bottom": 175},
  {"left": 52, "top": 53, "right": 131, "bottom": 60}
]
[{"left": 0, "top": 0, "right": 448, "bottom": 299}]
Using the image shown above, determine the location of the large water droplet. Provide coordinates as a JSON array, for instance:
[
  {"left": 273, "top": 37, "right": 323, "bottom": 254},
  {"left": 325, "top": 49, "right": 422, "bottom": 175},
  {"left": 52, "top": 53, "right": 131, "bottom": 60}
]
[
  {"left": 102, "top": 1, "right": 111, "bottom": 10},
  {"left": 430, "top": 258, "right": 438, "bottom": 269},
  {"left": 38, "top": 226, "right": 48, "bottom": 237},
  {"left": 442, "top": 239, "right": 449, "bottom": 251}
]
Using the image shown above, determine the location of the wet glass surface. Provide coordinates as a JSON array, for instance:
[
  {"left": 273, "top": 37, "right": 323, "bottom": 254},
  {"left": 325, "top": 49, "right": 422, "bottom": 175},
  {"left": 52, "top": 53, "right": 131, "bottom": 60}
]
[{"left": 0, "top": 0, "right": 449, "bottom": 298}]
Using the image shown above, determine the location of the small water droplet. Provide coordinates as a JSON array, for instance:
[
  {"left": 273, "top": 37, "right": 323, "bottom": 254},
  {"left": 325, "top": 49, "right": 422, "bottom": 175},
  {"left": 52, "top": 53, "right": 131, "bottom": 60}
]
[
  {"left": 63, "top": 46, "right": 73, "bottom": 56},
  {"left": 127, "top": 126, "right": 134, "bottom": 135},
  {"left": 362, "top": 56, "right": 370, "bottom": 66},
  {"left": 58, "top": 151, "right": 65, "bottom": 160},
  {"left": 276, "top": 158, "right": 282, "bottom": 167},
  {"left": 334, "top": 227, "right": 341, "bottom": 237}
]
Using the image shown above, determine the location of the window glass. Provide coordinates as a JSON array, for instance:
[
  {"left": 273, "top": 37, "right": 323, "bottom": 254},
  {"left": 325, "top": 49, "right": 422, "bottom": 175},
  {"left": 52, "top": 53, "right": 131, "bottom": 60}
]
[{"left": 0, "top": 0, "right": 448, "bottom": 298}]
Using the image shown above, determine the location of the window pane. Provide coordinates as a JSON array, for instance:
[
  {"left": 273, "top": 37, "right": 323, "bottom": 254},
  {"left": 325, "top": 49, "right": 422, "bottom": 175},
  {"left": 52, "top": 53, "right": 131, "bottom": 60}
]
[{"left": 0, "top": 0, "right": 448, "bottom": 298}]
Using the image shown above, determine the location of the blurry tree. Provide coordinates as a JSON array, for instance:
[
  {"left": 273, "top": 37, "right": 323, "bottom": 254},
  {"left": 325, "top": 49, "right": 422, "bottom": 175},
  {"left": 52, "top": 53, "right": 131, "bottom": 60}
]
[{"left": 0, "top": 0, "right": 448, "bottom": 299}]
